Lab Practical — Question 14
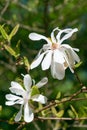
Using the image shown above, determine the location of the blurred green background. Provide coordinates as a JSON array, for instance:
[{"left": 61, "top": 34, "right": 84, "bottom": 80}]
[{"left": 0, "top": 0, "right": 87, "bottom": 129}]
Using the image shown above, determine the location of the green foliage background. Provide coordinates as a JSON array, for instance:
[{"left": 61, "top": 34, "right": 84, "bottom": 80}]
[{"left": 0, "top": 0, "right": 87, "bottom": 129}]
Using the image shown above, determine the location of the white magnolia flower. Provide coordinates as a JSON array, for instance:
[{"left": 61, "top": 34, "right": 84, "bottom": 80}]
[
  {"left": 5, "top": 74, "right": 48, "bottom": 122},
  {"left": 29, "top": 27, "right": 80, "bottom": 80}
]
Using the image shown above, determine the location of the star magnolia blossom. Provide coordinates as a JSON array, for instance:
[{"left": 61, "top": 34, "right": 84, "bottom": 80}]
[
  {"left": 29, "top": 27, "right": 80, "bottom": 80},
  {"left": 5, "top": 74, "right": 48, "bottom": 122}
]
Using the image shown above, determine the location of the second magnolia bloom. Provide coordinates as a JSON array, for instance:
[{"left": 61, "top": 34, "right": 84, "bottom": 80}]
[{"left": 29, "top": 27, "right": 80, "bottom": 80}]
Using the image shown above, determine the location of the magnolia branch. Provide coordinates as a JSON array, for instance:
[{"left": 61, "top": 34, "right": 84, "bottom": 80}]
[
  {"left": 35, "top": 86, "right": 87, "bottom": 113},
  {"left": 37, "top": 117, "right": 87, "bottom": 121}
]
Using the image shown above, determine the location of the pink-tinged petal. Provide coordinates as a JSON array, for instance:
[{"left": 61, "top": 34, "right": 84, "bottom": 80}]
[
  {"left": 15, "top": 105, "right": 23, "bottom": 122},
  {"left": 30, "top": 52, "right": 45, "bottom": 69},
  {"left": 24, "top": 102, "right": 34, "bottom": 122},
  {"left": 53, "top": 50, "right": 65, "bottom": 64},
  {"left": 51, "top": 62, "right": 65, "bottom": 80},
  {"left": 41, "top": 51, "right": 52, "bottom": 70},
  {"left": 24, "top": 74, "right": 32, "bottom": 91},
  {"left": 51, "top": 27, "right": 59, "bottom": 43},
  {"left": 32, "top": 94, "right": 47, "bottom": 104},
  {"left": 29, "top": 33, "right": 51, "bottom": 44},
  {"left": 36, "top": 77, "right": 48, "bottom": 88},
  {"left": 5, "top": 94, "right": 22, "bottom": 101}
]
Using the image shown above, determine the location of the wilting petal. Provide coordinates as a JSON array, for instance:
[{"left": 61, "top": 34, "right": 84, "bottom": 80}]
[
  {"left": 41, "top": 51, "right": 52, "bottom": 70},
  {"left": 29, "top": 33, "right": 51, "bottom": 44},
  {"left": 53, "top": 50, "right": 65, "bottom": 63},
  {"left": 51, "top": 62, "right": 65, "bottom": 80},
  {"left": 24, "top": 102, "right": 34, "bottom": 122},
  {"left": 5, "top": 94, "right": 22, "bottom": 101},
  {"left": 30, "top": 52, "right": 46, "bottom": 69},
  {"left": 36, "top": 77, "right": 48, "bottom": 88},
  {"left": 15, "top": 105, "right": 23, "bottom": 122},
  {"left": 32, "top": 94, "right": 47, "bottom": 104},
  {"left": 24, "top": 74, "right": 32, "bottom": 91}
]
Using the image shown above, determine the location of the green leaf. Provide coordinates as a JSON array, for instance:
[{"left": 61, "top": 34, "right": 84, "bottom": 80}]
[
  {"left": 70, "top": 105, "right": 78, "bottom": 118},
  {"left": 51, "top": 107, "right": 57, "bottom": 115},
  {"left": 9, "top": 24, "right": 19, "bottom": 41},
  {"left": 15, "top": 40, "right": 20, "bottom": 54},
  {"left": 31, "top": 86, "right": 40, "bottom": 97},
  {"left": 0, "top": 25, "right": 9, "bottom": 40},
  {"left": 74, "top": 61, "right": 82, "bottom": 69},
  {"left": 68, "top": 109, "right": 75, "bottom": 118},
  {"left": 56, "top": 92, "right": 61, "bottom": 99},
  {"left": 56, "top": 110, "right": 64, "bottom": 117},
  {"left": 23, "top": 56, "right": 30, "bottom": 71},
  {"left": 4, "top": 44, "right": 19, "bottom": 58}
]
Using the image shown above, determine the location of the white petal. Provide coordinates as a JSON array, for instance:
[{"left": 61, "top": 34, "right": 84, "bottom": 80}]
[
  {"left": 60, "top": 28, "right": 78, "bottom": 44},
  {"left": 10, "top": 81, "right": 25, "bottom": 95},
  {"left": 9, "top": 87, "right": 25, "bottom": 96},
  {"left": 30, "top": 52, "right": 45, "bottom": 69},
  {"left": 29, "top": 33, "right": 51, "bottom": 44},
  {"left": 24, "top": 102, "right": 34, "bottom": 122},
  {"left": 32, "top": 94, "right": 47, "bottom": 104},
  {"left": 5, "top": 94, "right": 22, "bottom": 101},
  {"left": 56, "top": 28, "right": 78, "bottom": 44},
  {"left": 51, "top": 62, "right": 65, "bottom": 80},
  {"left": 15, "top": 105, "right": 23, "bottom": 122},
  {"left": 53, "top": 50, "right": 65, "bottom": 63},
  {"left": 5, "top": 101, "right": 15, "bottom": 106},
  {"left": 51, "top": 27, "right": 59, "bottom": 43},
  {"left": 41, "top": 51, "right": 52, "bottom": 70},
  {"left": 24, "top": 74, "right": 32, "bottom": 91},
  {"left": 36, "top": 77, "right": 48, "bottom": 88}
]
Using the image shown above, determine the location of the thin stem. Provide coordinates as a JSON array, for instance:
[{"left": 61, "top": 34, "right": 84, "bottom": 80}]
[
  {"left": 74, "top": 71, "right": 83, "bottom": 87},
  {"left": 35, "top": 87, "right": 87, "bottom": 113},
  {"left": 37, "top": 116, "right": 87, "bottom": 121}
]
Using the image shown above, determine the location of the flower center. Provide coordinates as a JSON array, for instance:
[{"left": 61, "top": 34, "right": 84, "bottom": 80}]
[{"left": 51, "top": 43, "right": 58, "bottom": 50}]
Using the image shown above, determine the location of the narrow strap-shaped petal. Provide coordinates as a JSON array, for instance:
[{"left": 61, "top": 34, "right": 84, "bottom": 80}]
[
  {"left": 9, "top": 86, "right": 25, "bottom": 96},
  {"left": 56, "top": 28, "right": 78, "bottom": 44},
  {"left": 15, "top": 105, "right": 23, "bottom": 122},
  {"left": 36, "top": 77, "right": 48, "bottom": 88},
  {"left": 60, "top": 28, "right": 78, "bottom": 44},
  {"left": 29, "top": 33, "right": 52, "bottom": 45},
  {"left": 24, "top": 74, "right": 32, "bottom": 91},
  {"left": 24, "top": 102, "right": 34, "bottom": 122},
  {"left": 30, "top": 52, "right": 46, "bottom": 69},
  {"left": 51, "top": 27, "right": 59, "bottom": 43},
  {"left": 5, "top": 101, "right": 16, "bottom": 106},
  {"left": 32, "top": 94, "right": 47, "bottom": 104},
  {"left": 41, "top": 50, "right": 52, "bottom": 70},
  {"left": 5, "top": 94, "right": 22, "bottom": 101}
]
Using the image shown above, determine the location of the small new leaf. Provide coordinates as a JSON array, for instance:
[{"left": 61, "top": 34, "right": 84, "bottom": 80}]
[
  {"left": 70, "top": 105, "right": 78, "bottom": 118},
  {"left": 56, "top": 110, "right": 64, "bottom": 117},
  {"left": 31, "top": 86, "right": 40, "bottom": 97},
  {"left": 74, "top": 61, "right": 82, "bottom": 69},
  {"left": 9, "top": 24, "right": 19, "bottom": 41},
  {"left": 4, "top": 45, "right": 19, "bottom": 58},
  {"left": 23, "top": 56, "right": 30, "bottom": 71},
  {"left": 0, "top": 25, "right": 9, "bottom": 40}
]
